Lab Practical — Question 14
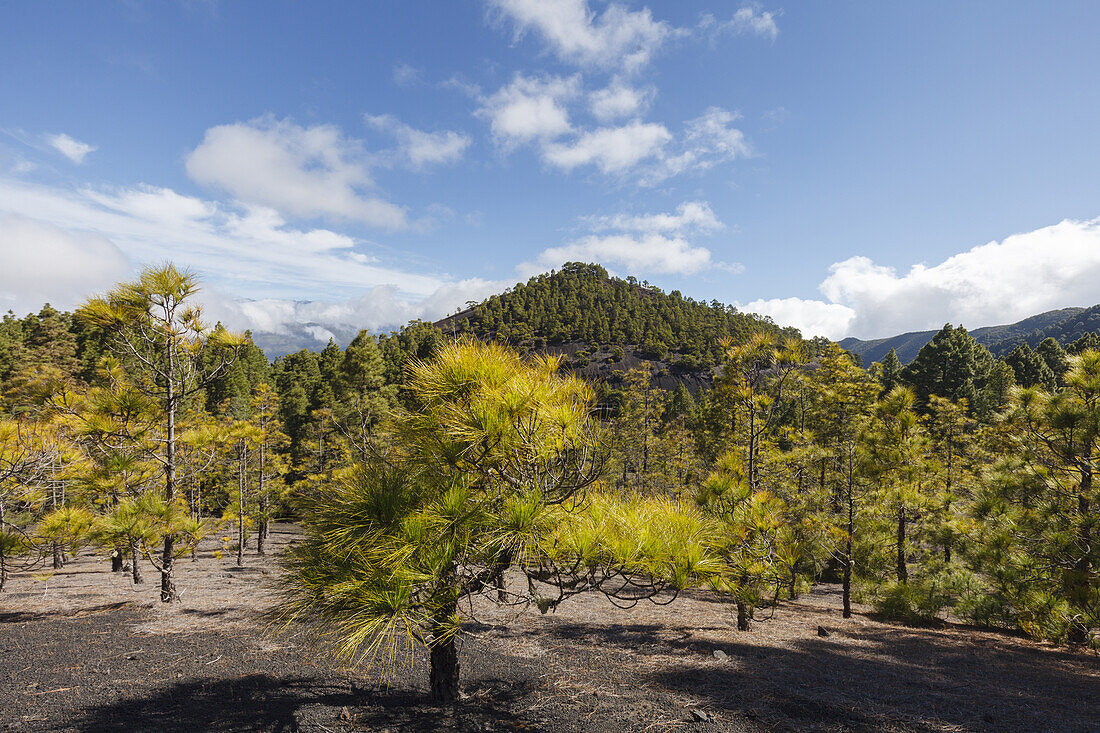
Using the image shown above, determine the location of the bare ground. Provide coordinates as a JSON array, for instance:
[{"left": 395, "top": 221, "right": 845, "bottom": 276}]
[{"left": 0, "top": 524, "right": 1097, "bottom": 732}]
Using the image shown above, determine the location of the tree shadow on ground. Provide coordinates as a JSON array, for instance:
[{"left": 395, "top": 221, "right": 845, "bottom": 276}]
[
  {"left": 73, "top": 674, "right": 541, "bottom": 732},
  {"left": 0, "top": 601, "right": 130, "bottom": 624},
  {"left": 528, "top": 617, "right": 1098, "bottom": 732}
]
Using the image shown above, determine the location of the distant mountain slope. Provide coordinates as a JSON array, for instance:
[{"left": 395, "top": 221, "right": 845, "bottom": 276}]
[
  {"left": 841, "top": 307, "right": 1089, "bottom": 364},
  {"left": 435, "top": 262, "right": 798, "bottom": 388}
]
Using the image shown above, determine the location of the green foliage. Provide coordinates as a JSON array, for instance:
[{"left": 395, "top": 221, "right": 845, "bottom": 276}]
[
  {"left": 903, "top": 324, "right": 997, "bottom": 415},
  {"left": 276, "top": 340, "right": 718, "bottom": 699},
  {"left": 444, "top": 262, "right": 788, "bottom": 363}
]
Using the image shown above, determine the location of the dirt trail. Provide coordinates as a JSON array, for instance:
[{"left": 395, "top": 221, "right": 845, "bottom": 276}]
[{"left": 1, "top": 525, "right": 1097, "bottom": 732}]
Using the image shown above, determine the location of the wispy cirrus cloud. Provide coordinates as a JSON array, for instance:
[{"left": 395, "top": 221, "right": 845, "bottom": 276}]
[
  {"left": 489, "top": 0, "right": 678, "bottom": 73},
  {"left": 46, "top": 133, "right": 97, "bottom": 164},
  {"left": 700, "top": 4, "right": 781, "bottom": 42},
  {"left": 364, "top": 114, "right": 472, "bottom": 169},
  {"left": 0, "top": 174, "right": 509, "bottom": 352}
]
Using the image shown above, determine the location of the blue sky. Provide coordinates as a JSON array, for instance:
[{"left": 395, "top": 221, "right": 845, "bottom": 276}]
[{"left": 2, "top": 1, "right": 1100, "bottom": 351}]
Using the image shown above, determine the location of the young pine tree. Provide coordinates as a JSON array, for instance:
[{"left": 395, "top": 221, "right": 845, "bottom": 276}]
[
  {"left": 77, "top": 264, "right": 244, "bottom": 601},
  {"left": 276, "top": 340, "right": 717, "bottom": 701}
]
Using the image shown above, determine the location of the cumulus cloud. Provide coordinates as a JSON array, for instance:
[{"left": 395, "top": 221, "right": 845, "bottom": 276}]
[
  {"left": 185, "top": 117, "right": 408, "bottom": 229},
  {"left": 46, "top": 133, "right": 97, "bottom": 164},
  {"left": 365, "top": 114, "right": 471, "bottom": 168},
  {"left": 477, "top": 73, "right": 580, "bottom": 147},
  {"left": 701, "top": 4, "right": 780, "bottom": 41},
  {"left": 479, "top": 68, "right": 749, "bottom": 183},
  {"left": 0, "top": 214, "right": 130, "bottom": 314},
  {"left": 491, "top": 0, "right": 676, "bottom": 73},
  {"left": 739, "top": 297, "right": 856, "bottom": 341},
  {"left": 542, "top": 120, "right": 671, "bottom": 174},
  {"left": 528, "top": 200, "right": 734, "bottom": 277},
  {"left": 589, "top": 79, "right": 652, "bottom": 122},
  {"left": 740, "top": 217, "right": 1100, "bottom": 341}
]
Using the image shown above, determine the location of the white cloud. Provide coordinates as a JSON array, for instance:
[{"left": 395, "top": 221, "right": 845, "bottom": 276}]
[
  {"left": 491, "top": 0, "right": 676, "bottom": 73},
  {"left": 642, "top": 107, "right": 750, "bottom": 184},
  {"left": 392, "top": 62, "right": 422, "bottom": 86},
  {"left": 741, "top": 217, "right": 1100, "bottom": 340},
  {"left": 46, "top": 133, "right": 97, "bottom": 164},
  {"left": 364, "top": 114, "right": 471, "bottom": 169},
  {"left": 212, "top": 277, "right": 507, "bottom": 354},
  {"left": 0, "top": 177, "right": 442, "bottom": 305},
  {"left": 0, "top": 176, "right": 513, "bottom": 353},
  {"left": 185, "top": 117, "right": 408, "bottom": 229},
  {"left": 529, "top": 200, "right": 733, "bottom": 277},
  {"left": 589, "top": 79, "right": 652, "bottom": 121},
  {"left": 535, "top": 232, "right": 714, "bottom": 275},
  {"left": 542, "top": 120, "right": 671, "bottom": 174},
  {"left": 586, "top": 200, "right": 723, "bottom": 234},
  {"left": 821, "top": 217, "right": 1100, "bottom": 337},
  {"left": 477, "top": 74, "right": 579, "bottom": 147},
  {"left": 739, "top": 298, "right": 856, "bottom": 340},
  {"left": 702, "top": 5, "right": 780, "bottom": 41},
  {"left": 0, "top": 214, "right": 130, "bottom": 314}
]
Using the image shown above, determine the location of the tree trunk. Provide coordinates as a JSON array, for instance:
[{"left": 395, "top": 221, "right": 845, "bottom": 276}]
[
  {"left": 52, "top": 542, "right": 63, "bottom": 569},
  {"left": 112, "top": 546, "right": 124, "bottom": 573},
  {"left": 429, "top": 602, "right": 460, "bottom": 702},
  {"left": 843, "top": 472, "right": 854, "bottom": 619},
  {"left": 788, "top": 574, "right": 798, "bottom": 601},
  {"left": 160, "top": 376, "right": 177, "bottom": 603},
  {"left": 1067, "top": 484, "right": 1092, "bottom": 645},
  {"left": 737, "top": 600, "right": 751, "bottom": 631},
  {"left": 257, "top": 441, "right": 267, "bottom": 557},
  {"left": 237, "top": 441, "right": 246, "bottom": 567},
  {"left": 130, "top": 543, "right": 143, "bottom": 584},
  {"left": 896, "top": 507, "right": 908, "bottom": 584}
]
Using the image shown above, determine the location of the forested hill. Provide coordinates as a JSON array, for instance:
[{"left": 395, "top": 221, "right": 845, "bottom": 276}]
[
  {"left": 435, "top": 262, "right": 799, "bottom": 388},
  {"left": 841, "top": 306, "right": 1095, "bottom": 364}
]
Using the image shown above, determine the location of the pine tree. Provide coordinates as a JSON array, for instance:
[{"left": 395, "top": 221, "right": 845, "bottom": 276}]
[
  {"left": 978, "top": 350, "right": 1100, "bottom": 643},
  {"left": 276, "top": 340, "right": 717, "bottom": 701},
  {"left": 76, "top": 264, "right": 244, "bottom": 601},
  {"left": 878, "top": 348, "right": 904, "bottom": 396}
]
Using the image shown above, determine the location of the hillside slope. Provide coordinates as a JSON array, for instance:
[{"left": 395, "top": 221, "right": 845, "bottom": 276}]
[
  {"left": 841, "top": 307, "right": 1089, "bottom": 364},
  {"left": 436, "top": 262, "right": 797, "bottom": 388}
]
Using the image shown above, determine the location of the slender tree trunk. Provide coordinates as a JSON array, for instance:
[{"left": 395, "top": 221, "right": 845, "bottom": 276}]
[
  {"left": 52, "top": 542, "right": 62, "bottom": 570},
  {"left": 112, "top": 546, "right": 124, "bottom": 573},
  {"left": 237, "top": 441, "right": 246, "bottom": 567},
  {"left": 130, "top": 542, "right": 143, "bottom": 584},
  {"left": 843, "top": 464, "right": 854, "bottom": 619},
  {"left": 429, "top": 600, "right": 460, "bottom": 702},
  {"left": 257, "top": 441, "right": 267, "bottom": 557},
  {"left": 896, "top": 507, "right": 908, "bottom": 584},
  {"left": 0, "top": 505, "right": 6, "bottom": 592},
  {"left": 160, "top": 374, "right": 177, "bottom": 603},
  {"left": 1068, "top": 476, "right": 1092, "bottom": 645}
]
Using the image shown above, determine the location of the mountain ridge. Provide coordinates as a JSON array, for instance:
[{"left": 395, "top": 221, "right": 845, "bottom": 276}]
[{"left": 841, "top": 306, "right": 1098, "bottom": 364}]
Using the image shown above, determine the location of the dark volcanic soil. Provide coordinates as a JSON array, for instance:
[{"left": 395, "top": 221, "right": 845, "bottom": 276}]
[{"left": 1, "top": 525, "right": 1097, "bottom": 732}]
